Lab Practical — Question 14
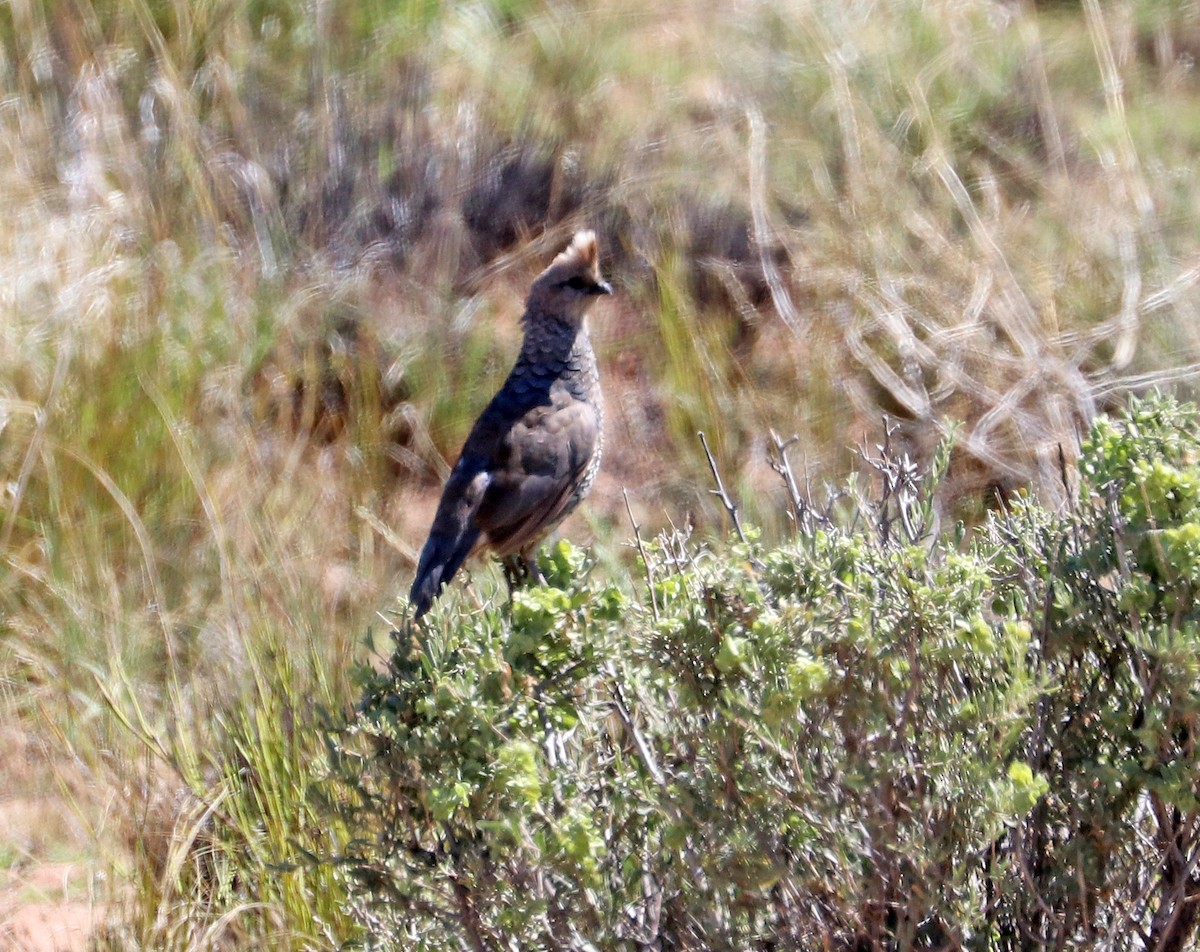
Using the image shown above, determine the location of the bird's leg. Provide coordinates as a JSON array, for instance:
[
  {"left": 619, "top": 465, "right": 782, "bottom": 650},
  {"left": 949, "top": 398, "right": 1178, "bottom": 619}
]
[
  {"left": 500, "top": 551, "right": 547, "bottom": 603},
  {"left": 523, "top": 549, "right": 547, "bottom": 586},
  {"left": 501, "top": 555, "right": 526, "bottom": 599}
]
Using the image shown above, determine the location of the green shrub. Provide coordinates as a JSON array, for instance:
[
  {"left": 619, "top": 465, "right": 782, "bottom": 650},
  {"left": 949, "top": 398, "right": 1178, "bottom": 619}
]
[{"left": 321, "top": 394, "right": 1200, "bottom": 949}]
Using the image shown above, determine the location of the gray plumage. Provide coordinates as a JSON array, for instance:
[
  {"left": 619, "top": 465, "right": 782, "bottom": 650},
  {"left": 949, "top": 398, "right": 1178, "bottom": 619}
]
[{"left": 410, "top": 231, "right": 611, "bottom": 620}]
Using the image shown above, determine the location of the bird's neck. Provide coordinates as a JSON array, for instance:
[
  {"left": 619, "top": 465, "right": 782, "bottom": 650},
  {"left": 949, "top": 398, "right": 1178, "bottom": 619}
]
[{"left": 517, "top": 312, "right": 593, "bottom": 370}]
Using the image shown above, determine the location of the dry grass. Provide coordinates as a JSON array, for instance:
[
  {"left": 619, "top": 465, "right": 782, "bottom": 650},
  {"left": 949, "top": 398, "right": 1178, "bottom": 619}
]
[{"left": 4, "top": 0, "right": 1200, "bottom": 945}]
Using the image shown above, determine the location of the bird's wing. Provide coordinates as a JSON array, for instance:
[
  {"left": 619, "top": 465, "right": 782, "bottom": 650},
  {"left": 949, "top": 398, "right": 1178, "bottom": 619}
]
[
  {"left": 476, "top": 397, "right": 600, "bottom": 556},
  {"left": 409, "top": 457, "right": 491, "bottom": 618}
]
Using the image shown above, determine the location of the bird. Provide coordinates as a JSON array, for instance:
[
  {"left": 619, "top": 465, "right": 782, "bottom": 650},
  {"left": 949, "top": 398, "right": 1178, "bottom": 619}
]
[{"left": 409, "top": 230, "right": 612, "bottom": 620}]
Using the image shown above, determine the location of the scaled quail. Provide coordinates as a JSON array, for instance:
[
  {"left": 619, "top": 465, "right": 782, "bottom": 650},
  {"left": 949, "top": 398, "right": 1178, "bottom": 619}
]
[{"left": 409, "top": 230, "right": 611, "bottom": 619}]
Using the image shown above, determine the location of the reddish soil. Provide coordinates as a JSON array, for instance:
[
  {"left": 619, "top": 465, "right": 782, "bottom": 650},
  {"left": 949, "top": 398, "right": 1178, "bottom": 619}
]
[
  {"left": 0, "top": 728, "right": 101, "bottom": 952},
  {"left": 1, "top": 863, "right": 97, "bottom": 952}
]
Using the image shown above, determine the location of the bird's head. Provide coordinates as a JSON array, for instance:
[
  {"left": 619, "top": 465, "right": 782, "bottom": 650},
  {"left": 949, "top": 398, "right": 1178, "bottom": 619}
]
[{"left": 526, "top": 230, "right": 612, "bottom": 324}]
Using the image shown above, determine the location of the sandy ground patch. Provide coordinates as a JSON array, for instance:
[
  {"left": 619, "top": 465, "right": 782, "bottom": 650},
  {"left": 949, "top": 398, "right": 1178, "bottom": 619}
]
[
  {"left": 1, "top": 863, "right": 99, "bottom": 952},
  {"left": 1, "top": 727, "right": 104, "bottom": 952}
]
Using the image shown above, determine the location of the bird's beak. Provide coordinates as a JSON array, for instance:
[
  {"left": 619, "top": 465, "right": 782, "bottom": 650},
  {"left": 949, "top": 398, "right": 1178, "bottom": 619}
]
[{"left": 592, "top": 280, "right": 613, "bottom": 296}]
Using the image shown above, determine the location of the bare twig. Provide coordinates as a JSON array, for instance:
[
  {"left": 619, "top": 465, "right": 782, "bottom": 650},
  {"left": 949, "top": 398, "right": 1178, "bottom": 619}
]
[
  {"left": 450, "top": 872, "right": 493, "bottom": 952},
  {"left": 623, "top": 489, "right": 660, "bottom": 622},
  {"left": 855, "top": 419, "right": 921, "bottom": 547},
  {"left": 768, "top": 429, "right": 811, "bottom": 536},
  {"left": 698, "top": 431, "right": 747, "bottom": 545},
  {"left": 606, "top": 664, "right": 665, "bottom": 789},
  {"left": 533, "top": 682, "right": 563, "bottom": 770}
]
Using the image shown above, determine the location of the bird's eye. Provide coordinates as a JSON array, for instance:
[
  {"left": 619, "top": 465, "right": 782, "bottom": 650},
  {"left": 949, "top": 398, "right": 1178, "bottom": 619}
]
[{"left": 563, "top": 276, "right": 590, "bottom": 291}]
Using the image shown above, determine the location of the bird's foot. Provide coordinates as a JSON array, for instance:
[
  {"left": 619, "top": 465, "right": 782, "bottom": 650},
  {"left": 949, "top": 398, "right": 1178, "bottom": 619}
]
[
  {"left": 525, "top": 554, "right": 547, "bottom": 586},
  {"left": 501, "top": 552, "right": 547, "bottom": 598}
]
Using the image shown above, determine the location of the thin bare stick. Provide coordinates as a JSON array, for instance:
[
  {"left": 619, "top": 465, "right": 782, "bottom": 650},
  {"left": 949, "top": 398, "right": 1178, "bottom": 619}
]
[
  {"left": 606, "top": 664, "right": 665, "bottom": 789},
  {"left": 533, "top": 683, "right": 563, "bottom": 770},
  {"left": 768, "top": 429, "right": 809, "bottom": 534},
  {"left": 698, "top": 431, "right": 747, "bottom": 545},
  {"left": 623, "top": 489, "right": 660, "bottom": 622}
]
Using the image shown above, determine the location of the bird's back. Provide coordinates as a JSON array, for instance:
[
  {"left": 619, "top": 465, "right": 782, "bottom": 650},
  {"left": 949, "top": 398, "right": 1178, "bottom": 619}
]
[{"left": 471, "top": 314, "right": 602, "bottom": 556}]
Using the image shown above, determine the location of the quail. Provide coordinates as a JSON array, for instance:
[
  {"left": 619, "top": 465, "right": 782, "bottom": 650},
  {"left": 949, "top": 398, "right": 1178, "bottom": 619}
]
[{"left": 409, "top": 230, "right": 611, "bottom": 619}]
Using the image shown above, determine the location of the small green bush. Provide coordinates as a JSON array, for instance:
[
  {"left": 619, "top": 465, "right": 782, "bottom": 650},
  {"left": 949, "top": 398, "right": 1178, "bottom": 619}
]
[{"left": 327, "top": 394, "right": 1200, "bottom": 950}]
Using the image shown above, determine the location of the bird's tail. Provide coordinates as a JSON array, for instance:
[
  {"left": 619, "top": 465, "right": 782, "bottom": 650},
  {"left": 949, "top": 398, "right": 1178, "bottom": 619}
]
[
  {"left": 409, "top": 525, "right": 481, "bottom": 620},
  {"left": 410, "top": 462, "right": 490, "bottom": 620}
]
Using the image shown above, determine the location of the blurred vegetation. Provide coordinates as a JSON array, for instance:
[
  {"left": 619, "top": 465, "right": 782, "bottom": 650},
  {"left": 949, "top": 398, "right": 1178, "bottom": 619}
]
[{"left": 4, "top": 0, "right": 1200, "bottom": 947}]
